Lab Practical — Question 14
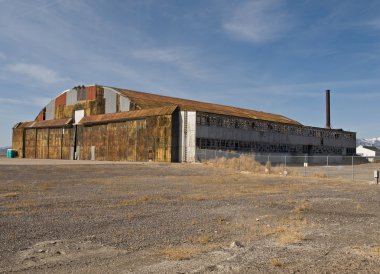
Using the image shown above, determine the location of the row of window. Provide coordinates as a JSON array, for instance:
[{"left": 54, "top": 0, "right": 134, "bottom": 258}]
[
  {"left": 196, "top": 137, "right": 355, "bottom": 155},
  {"left": 196, "top": 113, "right": 355, "bottom": 141}
]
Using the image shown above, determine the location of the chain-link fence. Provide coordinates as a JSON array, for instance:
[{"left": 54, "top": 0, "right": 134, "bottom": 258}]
[{"left": 196, "top": 149, "right": 380, "bottom": 183}]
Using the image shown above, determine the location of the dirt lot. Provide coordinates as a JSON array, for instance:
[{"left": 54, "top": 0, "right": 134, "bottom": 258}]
[{"left": 0, "top": 159, "right": 379, "bottom": 273}]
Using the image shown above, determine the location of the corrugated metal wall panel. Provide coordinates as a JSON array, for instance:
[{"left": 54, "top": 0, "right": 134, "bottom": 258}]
[
  {"left": 104, "top": 87, "right": 117, "bottom": 114},
  {"left": 12, "top": 128, "right": 24, "bottom": 158},
  {"left": 45, "top": 100, "right": 55, "bottom": 120},
  {"left": 36, "top": 129, "right": 49, "bottom": 159},
  {"left": 37, "top": 111, "right": 44, "bottom": 122},
  {"left": 55, "top": 93, "right": 66, "bottom": 109},
  {"left": 86, "top": 86, "right": 97, "bottom": 100},
  {"left": 66, "top": 89, "right": 77, "bottom": 105},
  {"left": 120, "top": 96, "right": 130, "bottom": 112},
  {"left": 77, "top": 87, "right": 86, "bottom": 101},
  {"left": 24, "top": 129, "right": 36, "bottom": 158},
  {"left": 48, "top": 128, "right": 62, "bottom": 159}
]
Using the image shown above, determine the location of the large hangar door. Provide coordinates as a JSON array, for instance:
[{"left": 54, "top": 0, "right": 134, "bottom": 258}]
[{"left": 179, "top": 111, "right": 196, "bottom": 162}]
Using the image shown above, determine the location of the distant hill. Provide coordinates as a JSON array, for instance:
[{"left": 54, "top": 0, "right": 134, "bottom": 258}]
[
  {"left": 357, "top": 137, "right": 380, "bottom": 148},
  {"left": 0, "top": 146, "right": 11, "bottom": 156}
]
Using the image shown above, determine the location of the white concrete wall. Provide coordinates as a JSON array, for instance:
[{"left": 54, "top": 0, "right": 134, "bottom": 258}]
[
  {"left": 179, "top": 111, "right": 196, "bottom": 162},
  {"left": 356, "top": 146, "right": 376, "bottom": 157}
]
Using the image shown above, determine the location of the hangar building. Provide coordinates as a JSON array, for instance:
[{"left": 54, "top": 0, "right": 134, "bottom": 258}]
[{"left": 12, "top": 85, "right": 356, "bottom": 162}]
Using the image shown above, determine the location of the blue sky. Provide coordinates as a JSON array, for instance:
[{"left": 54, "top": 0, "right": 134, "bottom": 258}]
[{"left": 1, "top": 0, "right": 380, "bottom": 146}]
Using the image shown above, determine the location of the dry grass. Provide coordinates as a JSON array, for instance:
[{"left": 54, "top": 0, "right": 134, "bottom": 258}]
[
  {"left": 0, "top": 192, "right": 19, "bottom": 199},
  {"left": 271, "top": 258, "right": 284, "bottom": 267},
  {"left": 160, "top": 245, "right": 203, "bottom": 261},
  {"left": 205, "top": 156, "right": 266, "bottom": 173},
  {"left": 349, "top": 246, "right": 380, "bottom": 257},
  {"left": 205, "top": 156, "right": 301, "bottom": 176},
  {"left": 312, "top": 172, "right": 327, "bottom": 178},
  {"left": 190, "top": 235, "right": 210, "bottom": 245},
  {"left": 276, "top": 230, "right": 305, "bottom": 244},
  {"left": 292, "top": 199, "right": 310, "bottom": 214}
]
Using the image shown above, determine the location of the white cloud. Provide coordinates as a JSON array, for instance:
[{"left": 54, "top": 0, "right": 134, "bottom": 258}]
[
  {"left": 223, "top": 0, "right": 292, "bottom": 43},
  {"left": 7, "top": 63, "right": 68, "bottom": 84}
]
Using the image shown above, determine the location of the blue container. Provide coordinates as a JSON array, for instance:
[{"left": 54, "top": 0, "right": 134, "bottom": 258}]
[{"left": 7, "top": 149, "right": 16, "bottom": 158}]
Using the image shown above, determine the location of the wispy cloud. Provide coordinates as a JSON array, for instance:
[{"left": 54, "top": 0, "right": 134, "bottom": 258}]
[
  {"left": 363, "top": 18, "right": 380, "bottom": 30},
  {"left": 130, "top": 47, "right": 210, "bottom": 79},
  {"left": 0, "top": 96, "right": 50, "bottom": 107},
  {"left": 7, "top": 63, "right": 69, "bottom": 84},
  {"left": 223, "top": 0, "right": 292, "bottom": 43}
]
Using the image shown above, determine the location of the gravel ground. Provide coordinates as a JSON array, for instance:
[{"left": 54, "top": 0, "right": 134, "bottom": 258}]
[{"left": 0, "top": 159, "right": 379, "bottom": 273}]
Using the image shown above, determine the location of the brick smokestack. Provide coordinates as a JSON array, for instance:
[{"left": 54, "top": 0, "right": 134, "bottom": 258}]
[{"left": 326, "top": 89, "right": 331, "bottom": 129}]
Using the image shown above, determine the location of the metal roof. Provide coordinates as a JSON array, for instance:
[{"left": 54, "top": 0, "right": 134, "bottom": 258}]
[
  {"left": 15, "top": 118, "right": 73, "bottom": 129},
  {"left": 112, "top": 87, "right": 301, "bottom": 125},
  {"left": 79, "top": 106, "right": 177, "bottom": 125}
]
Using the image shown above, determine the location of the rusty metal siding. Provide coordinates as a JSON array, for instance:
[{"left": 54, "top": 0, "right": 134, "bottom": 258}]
[
  {"left": 61, "top": 127, "right": 73, "bottom": 159},
  {"left": 55, "top": 93, "right": 66, "bottom": 109},
  {"left": 19, "top": 111, "right": 173, "bottom": 162},
  {"left": 24, "top": 129, "right": 36, "bottom": 158},
  {"left": 36, "top": 111, "right": 44, "bottom": 121},
  {"left": 48, "top": 128, "right": 62, "bottom": 159},
  {"left": 45, "top": 100, "right": 55, "bottom": 120},
  {"left": 126, "top": 120, "right": 137, "bottom": 161},
  {"left": 136, "top": 119, "right": 147, "bottom": 161},
  {"left": 36, "top": 129, "right": 49, "bottom": 159},
  {"left": 90, "top": 124, "right": 108, "bottom": 160},
  {"left": 86, "top": 86, "right": 97, "bottom": 100},
  {"left": 66, "top": 89, "right": 77, "bottom": 106},
  {"left": 12, "top": 128, "right": 24, "bottom": 158},
  {"left": 82, "top": 126, "right": 92, "bottom": 160},
  {"left": 107, "top": 123, "right": 127, "bottom": 161}
]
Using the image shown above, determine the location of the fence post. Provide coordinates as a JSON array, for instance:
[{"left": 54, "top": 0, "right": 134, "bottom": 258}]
[
  {"left": 284, "top": 155, "right": 287, "bottom": 171},
  {"left": 352, "top": 156, "right": 354, "bottom": 181},
  {"left": 304, "top": 155, "right": 307, "bottom": 177}
]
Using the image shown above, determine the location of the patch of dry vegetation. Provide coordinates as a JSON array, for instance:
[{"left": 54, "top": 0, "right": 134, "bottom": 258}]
[
  {"left": 205, "top": 155, "right": 300, "bottom": 176},
  {"left": 271, "top": 258, "right": 284, "bottom": 267},
  {"left": 160, "top": 246, "right": 201, "bottom": 260},
  {"left": 349, "top": 245, "right": 380, "bottom": 257},
  {"left": 190, "top": 235, "right": 210, "bottom": 245},
  {"left": 160, "top": 243, "right": 218, "bottom": 261},
  {"left": 0, "top": 192, "right": 19, "bottom": 198}
]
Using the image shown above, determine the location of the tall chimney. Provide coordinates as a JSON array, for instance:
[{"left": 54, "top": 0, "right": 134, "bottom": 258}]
[{"left": 326, "top": 89, "right": 331, "bottom": 129}]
